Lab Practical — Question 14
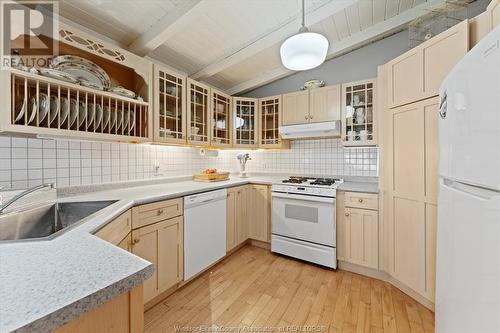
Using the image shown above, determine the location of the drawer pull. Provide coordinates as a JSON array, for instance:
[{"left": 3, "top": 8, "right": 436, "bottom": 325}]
[
  {"left": 157, "top": 209, "right": 164, "bottom": 216},
  {"left": 358, "top": 198, "right": 364, "bottom": 203},
  {"left": 345, "top": 213, "right": 350, "bottom": 217},
  {"left": 132, "top": 238, "right": 140, "bottom": 245}
]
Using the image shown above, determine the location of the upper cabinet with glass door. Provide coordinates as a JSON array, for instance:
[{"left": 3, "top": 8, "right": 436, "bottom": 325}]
[
  {"left": 211, "top": 89, "right": 232, "bottom": 147},
  {"left": 153, "top": 65, "right": 185, "bottom": 144},
  {"left": 187, "top": 78, "right": 210, "bottom": 146},
  {"left": 341, "top": 79, "right": 377, "bottom": 146},
  {"left": 233, "top": 97, "right": 258, "bottom": 148},
  {"left": 259, "top": 95, "right": 289, "bottom": 149}
]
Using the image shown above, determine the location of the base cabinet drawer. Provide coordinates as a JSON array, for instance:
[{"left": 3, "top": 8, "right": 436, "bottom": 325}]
[
  {"left": 131, "top": 198, "right": 183, "bottom": 229},
  {"left": 345, "top": 192, "right": 378, "bottom": 210}
]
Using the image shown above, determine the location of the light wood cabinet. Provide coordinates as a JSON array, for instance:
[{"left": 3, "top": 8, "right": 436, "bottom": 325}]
[
  {"left": 1, "top": 21, "right": 152, "bottom": 142},
  {"left": 341, "top": 79, "right": 377, "bottom": 146},
  {"left": 387, "top": 20, "right": 469, "bottom": 108},
  {"left": 282, "top": 86, "right": 341, "bottom": 126},
  {"left": 131, "top": 216, "right": 183, "bottom": 304},
  {"left": 282, "top": 90, "right": 309, "bottom": 125},
  {"left": 186, "top": 78, "right": 211, "bottom": 146},
  {"left": 248, "top": 185, "right": 270, "bottom": 243},
  {"left": 226, "top": 185, "right": 250, "bottom": 249},
  {"left": 233, "top": 97, "right": 258, "bottom": 147},
  {"left": 258, "top": 95, "right": 288, "bottom": 149},
  {"left": 55, "top": 285, "right": 143, "bottom": 333},
  {"left": 309, "top": 84, "right": 341, "bottom": 123},
  {"left": 153, "top": 65, "right": 186, "bottom": 144},
  {"left": 95, "top": 210, "right": 132, "bottom": 246},
  {"left": 226, "top": 189, "right": 238, "bottom": 251},
  {"left": 345, "top": 207, "right": 378, "bottom": 269},
  {"left": 211, "top": 88, "right": 232, "bottom": 147},
  {"left": 337, "top": 191, "right": 379, "bottom": 270},
  {"left": 382, "top": 97, "right": 439, "bottom": 303},
  {"left": 492, "top": 0, "right": 500, "bottom": 27},
  {"left": 235, "top": 186, "right": 249, "bottom": 245}
]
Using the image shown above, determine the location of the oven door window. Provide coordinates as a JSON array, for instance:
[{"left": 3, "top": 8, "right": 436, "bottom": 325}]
[{"left": 285, "top": 204, "right": 318, "bottom": 223}]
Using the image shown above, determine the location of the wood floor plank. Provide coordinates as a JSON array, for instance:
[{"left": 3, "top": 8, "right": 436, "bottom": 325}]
[{"left": 144, "top": 246, "right": 434, "bottom": 333}]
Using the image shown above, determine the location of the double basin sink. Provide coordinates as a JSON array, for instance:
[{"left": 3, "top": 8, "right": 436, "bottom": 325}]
[{"left": 0, "top": 200, "right": 117, "bottom": 242}]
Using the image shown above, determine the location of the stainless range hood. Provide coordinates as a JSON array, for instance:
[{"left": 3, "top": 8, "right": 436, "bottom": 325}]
[{"left": 278, "top": 121, "right": 341, "bottom": 139}]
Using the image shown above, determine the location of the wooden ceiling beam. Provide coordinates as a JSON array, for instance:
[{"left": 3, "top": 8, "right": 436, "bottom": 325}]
[{"left": 128, "top": 0, "right": 203, "bottom": 56}]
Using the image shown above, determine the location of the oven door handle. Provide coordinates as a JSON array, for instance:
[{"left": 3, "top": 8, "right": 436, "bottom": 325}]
[{"left": 271, "top": 192, "right": 335, "bottom": 204}]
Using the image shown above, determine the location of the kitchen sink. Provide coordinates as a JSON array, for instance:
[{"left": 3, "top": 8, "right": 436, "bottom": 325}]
[{"left": 0, "top": 200, "right": 117, "bottom": 242}]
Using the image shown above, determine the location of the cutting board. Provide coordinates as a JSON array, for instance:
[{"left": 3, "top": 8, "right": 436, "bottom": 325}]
[{"left": 192, "top": 172, "right": 230, "bottom": 182}]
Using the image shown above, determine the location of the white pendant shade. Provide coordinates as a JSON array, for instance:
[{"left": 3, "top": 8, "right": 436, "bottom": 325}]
[{"left": 280, "top": 32, "right": 329, "bottom": 71}]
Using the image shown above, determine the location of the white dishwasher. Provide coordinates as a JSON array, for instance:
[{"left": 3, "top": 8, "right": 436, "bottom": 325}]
[{"left": 183, "top": 189, "right": 227, "bottom": 280}]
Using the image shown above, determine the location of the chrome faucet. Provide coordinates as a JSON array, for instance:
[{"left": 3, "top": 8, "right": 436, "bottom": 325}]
[{"left": 0, "top": 183, "right": 55, "bottom": 214}]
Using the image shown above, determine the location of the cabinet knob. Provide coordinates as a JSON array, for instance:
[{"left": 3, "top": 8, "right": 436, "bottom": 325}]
[
  {"left": 358, "top": 198, "right": 364, "bottom": 203},
  {"left": 310, "top": 115, "right": 314, "bottom": 119},
  {"left": 132, "top": 238, "right": 140, "bottom": 245},
  {"left": 305, "top": 115, "right": 308, "bottom": 120},
  {"left": 157, "top": 209, "right": 164, "bottom": 215},
  {"left": 345, "top": 213, "right": 350, "bottom": 217}
]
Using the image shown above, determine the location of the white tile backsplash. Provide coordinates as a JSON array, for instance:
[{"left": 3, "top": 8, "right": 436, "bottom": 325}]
[{"left": 0, "top": 136, "right": 378, "bottom": 189}]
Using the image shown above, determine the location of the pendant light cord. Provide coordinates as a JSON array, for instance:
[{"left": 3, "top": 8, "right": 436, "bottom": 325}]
[{"left": 301, "top": 0, "right": 305, "bottom": 28}]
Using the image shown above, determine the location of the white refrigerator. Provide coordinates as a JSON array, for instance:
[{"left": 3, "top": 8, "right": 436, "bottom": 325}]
[{"left": 436, "top": 25, "right": 500, "bottom": 333}]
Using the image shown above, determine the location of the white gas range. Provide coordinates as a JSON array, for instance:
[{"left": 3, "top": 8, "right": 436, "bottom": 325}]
[{"left": 271, "top": 176, "right": 343, "bottom": 269}]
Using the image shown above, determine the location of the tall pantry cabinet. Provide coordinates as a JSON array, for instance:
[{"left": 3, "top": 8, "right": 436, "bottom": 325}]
[{"left": 379, "top": 19, "right": 469, "bottom": 307}]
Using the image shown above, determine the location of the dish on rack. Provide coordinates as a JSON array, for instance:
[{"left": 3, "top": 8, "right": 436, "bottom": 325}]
[
  {"left": 48, "top": 95, "right": 59, "bottom": 125},
  {"left": 94, "top": 104, "right": 103, "bottom": 129},
  {"left": 86, "top": 103, "right": 95, "bottom": 129},
  {"left": 27, "top": 97, "right": 38, "bottom": 125},
  {"left": 108, "top": 86, "right": 135, "bottom": 99},
  {"left": 115, "top": 109, "right": 123, "bottom": 132},
  {"left": 69, "top": 99, "right": 78, "bottom": 127},
  {"left": 129, "top": 112, "right": 135, "bottom": 132},
  {"left": 38, "top": 68, "right": 78, "bottom": 84},
  {"left": 38, "top": 93, "right": 50, "bottom": 123},
  {"left": 78, "top": 101, "right": 86, "bottom": 127},
  {"left": 50, "top": 55, "right": 110, "bottom": 88},
  {"left": 78, "top": 77, "right": 104, "bottom": 90},
  {"left": 14, "top": 99, "right": 26, "bottom": 123},
  {"left": 60, "top": 97, "right": 69, "bottom": 125}
]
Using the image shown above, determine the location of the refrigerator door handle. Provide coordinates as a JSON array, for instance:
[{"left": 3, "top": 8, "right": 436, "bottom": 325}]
[{"left": 442, "top": 178, "right": 500, "bottom": 201}]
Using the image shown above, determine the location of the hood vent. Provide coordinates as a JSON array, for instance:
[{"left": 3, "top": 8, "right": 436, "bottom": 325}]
[{"left": 279, "top": 121, "right": 341, "bottom": 139}]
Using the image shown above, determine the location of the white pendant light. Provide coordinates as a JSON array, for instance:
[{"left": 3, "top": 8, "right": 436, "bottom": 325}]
[{"left": 280, "top": 0, "right": 329, "bottom": 71}]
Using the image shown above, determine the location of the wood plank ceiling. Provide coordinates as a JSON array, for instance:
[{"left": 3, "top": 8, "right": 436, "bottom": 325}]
[{"left": 58, "top": 0, "right": 444, "bottom": 94}]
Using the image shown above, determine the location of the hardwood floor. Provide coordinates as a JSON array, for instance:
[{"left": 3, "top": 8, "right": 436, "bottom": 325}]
[{"left": 145, "top": 246, "right": 434, "bottom": 333}]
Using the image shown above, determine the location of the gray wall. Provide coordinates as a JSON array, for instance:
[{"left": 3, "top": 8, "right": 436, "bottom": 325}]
[{"left": 243, "top": 29, "right": 410, "bottom": 98}]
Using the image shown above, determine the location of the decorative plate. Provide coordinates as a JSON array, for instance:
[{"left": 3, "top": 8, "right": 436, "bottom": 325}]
[
  {"left": 301, "top": 79, "right": 325, "bottom": 90},
  {"left": 108, "top": 86, "right": 135, "bottom": 99},
  {"left": 51, "top": 55, "right": 110, "bottom": 88},
  {"left": 38, "top": 68, "right": 78, "bottom": 84},
  {"left": 78, "top": 78, "right": 104, "bottom": 90}
]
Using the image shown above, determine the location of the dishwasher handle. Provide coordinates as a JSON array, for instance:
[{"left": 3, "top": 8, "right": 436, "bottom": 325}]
[{"left": 184, "top": 189, "right": 227, "bottom": 209}]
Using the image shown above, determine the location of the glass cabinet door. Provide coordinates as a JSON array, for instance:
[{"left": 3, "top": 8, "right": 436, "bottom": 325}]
[
  {"left": 154, "top": 65, "right": 185, "bottom": 143},
  {"left": 233, "top": 97, "right": 258, "bottom": 147},
  {"left": 187, "top": 78, "right": 210, "bottom": 146},
  {"left": 259, "top": 95, "right": 283, "bottom": 148},
  {"left": 342, "top": 79, "right": 376, "bottom": 146},
  {"left": 211, "top": 89, "right": 231, "bottom": 147}
]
